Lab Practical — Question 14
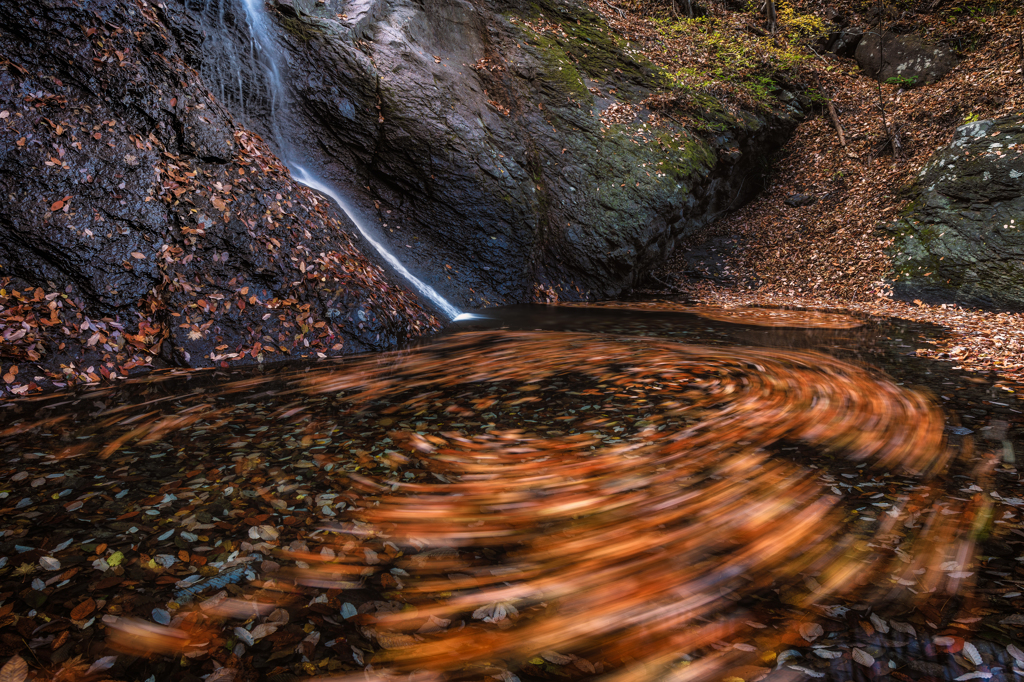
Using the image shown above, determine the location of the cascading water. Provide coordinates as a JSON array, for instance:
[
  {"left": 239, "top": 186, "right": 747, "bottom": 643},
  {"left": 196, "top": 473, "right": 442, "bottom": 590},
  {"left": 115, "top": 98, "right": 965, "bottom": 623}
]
[
  {"left": 191, "top": 0, "right": 471, "bottom": 321},
  {"left": 288, "top": 165, "right": 464, "bottom": 320}
]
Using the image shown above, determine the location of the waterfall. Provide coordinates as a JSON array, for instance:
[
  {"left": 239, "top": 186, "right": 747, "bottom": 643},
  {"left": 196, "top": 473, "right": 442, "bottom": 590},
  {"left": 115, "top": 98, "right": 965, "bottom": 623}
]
[
  {"left": 192, "top": 0, "right": 471, "bottom": 321},
  {"left": 289, "top": 166, "right": 463, "bottom": 320}
]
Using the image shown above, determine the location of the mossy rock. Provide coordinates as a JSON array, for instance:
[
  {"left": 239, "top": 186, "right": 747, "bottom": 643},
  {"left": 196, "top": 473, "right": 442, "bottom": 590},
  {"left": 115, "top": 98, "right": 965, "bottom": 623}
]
[{"left": 887, "top": 116, "right": 1024, "bottom": 309}]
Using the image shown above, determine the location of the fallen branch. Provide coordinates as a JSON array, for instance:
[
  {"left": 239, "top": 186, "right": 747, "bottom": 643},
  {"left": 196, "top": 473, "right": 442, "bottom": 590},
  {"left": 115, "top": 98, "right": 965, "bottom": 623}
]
[
  {"left": 602, "top": 0, "right": 626, "bottom": 18},
  {"left": 828, "top": 100, "right": 848, "bottom": 147}
]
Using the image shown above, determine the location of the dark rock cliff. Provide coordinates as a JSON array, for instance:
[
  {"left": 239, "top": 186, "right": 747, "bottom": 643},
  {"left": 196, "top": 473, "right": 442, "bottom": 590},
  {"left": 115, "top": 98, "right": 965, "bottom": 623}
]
[
  {"left": 0, "top": 0, "right": 438, "bottom": 392},
  {"left": 226, "top": 0, "right": 799, "bottom": 305},
  {"left": 0, "top": 0, "right": 798, "bottom": 390}
]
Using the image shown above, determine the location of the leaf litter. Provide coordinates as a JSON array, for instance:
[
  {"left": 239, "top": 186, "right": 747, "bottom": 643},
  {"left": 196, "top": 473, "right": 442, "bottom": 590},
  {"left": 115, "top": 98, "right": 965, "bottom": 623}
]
[{"left": 0, "top": 305, "right": 1020, "bottom": 681}]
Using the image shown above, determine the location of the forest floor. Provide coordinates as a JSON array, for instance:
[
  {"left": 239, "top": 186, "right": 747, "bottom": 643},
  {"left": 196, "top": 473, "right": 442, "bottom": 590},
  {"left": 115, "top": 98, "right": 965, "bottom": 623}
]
[{"left": 588, "top": 0, "right": 1024, "bottom": 386}]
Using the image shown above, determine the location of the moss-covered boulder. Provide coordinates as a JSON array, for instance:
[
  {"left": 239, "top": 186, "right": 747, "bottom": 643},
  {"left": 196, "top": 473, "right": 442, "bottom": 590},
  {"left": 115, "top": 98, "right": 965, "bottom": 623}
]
[
  {"left": 887, "top": 116, "right": 1024, "bottom": 308},
  {"left": 855, "top": 31, "right": 957, "bottom": 87}
]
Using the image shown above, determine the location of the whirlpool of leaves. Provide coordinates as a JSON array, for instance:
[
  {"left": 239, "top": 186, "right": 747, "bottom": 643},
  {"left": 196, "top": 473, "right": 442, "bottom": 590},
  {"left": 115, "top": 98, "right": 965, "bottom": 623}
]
[{"left": 0, "top": 303, "right": 1021, "bottom": 682}]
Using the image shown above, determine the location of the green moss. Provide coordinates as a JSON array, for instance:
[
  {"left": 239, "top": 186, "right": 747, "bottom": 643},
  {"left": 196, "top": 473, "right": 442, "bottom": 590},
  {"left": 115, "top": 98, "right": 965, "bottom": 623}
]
[
  {"left": 277, "top": 15, "right": 325, "bottom": 42},
  {"left": 888, "top": 217, "right": 965, "bottom": 289},
  {"left": 651, "top": 16, "right": 807, "bottom": 108},
  {"left": 508, "top": 0, "right": 660, "bottom": 102},
  {"left": 652, "top": 131, "right": 715, "bottom": 178},
  {"left": 523, "top": 31, "right": 593, "bottom": 103}
]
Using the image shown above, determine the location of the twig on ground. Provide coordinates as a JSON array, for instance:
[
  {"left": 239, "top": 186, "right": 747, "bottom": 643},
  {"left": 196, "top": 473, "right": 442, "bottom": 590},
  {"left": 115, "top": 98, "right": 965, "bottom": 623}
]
[
  {"left": 828, "top": 100, "right": 848, "bottom": 147},
  {"left": 603, "top": 0, "right": 626, "bottom": 18}
]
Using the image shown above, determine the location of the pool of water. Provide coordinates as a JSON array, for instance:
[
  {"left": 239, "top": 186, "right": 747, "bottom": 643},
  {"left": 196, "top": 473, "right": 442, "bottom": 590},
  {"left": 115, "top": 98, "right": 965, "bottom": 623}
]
[{"left": 0, "top": 301, "right": 1022, "bottom": 682}]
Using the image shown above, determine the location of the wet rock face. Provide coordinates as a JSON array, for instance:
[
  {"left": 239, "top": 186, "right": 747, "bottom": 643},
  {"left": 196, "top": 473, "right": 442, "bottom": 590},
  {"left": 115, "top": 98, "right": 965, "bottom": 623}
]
[
  {"left": 855, "top": 31, "right": 956, "bottom": 86},
  {"left": 0, "top": 0, "right": 437, "bottom": 388},
  {"left": 239, "top": 0, "right": 797, "bottom": 304},
  {"left": 0, "top": 0, "right": 795, "bottom": 389},
  {"left": 888, "top": 116, "right": 1024, "bottom": 309}
]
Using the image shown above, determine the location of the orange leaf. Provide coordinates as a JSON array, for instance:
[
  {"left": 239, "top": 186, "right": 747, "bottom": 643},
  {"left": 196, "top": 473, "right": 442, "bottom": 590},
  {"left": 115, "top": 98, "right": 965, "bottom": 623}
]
[
  {"left": 70, "top": 597, "right": 97, "bottom": 620},
  {"left": 50, "top": 200, "right": 64, "bottom": 212},
  {"left": 51, "top": 630, "right": 69, "bottom": 650}
]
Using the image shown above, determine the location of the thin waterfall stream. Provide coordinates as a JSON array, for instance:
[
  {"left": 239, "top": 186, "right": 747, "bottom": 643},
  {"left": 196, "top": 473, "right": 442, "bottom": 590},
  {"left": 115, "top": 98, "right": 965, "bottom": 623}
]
[{"left": 195, "top": 0, "right": 469, "bottom": 321}]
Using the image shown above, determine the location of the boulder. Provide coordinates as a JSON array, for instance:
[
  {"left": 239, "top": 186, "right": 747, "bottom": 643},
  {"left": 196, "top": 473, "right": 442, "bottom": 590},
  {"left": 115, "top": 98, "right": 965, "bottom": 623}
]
[
  {"left": 823, "top": 8, "right": 848, "bottom": 27},
  {"left": 784, "top": 194, "right": 817, "bottom": 207},
  {"left": 855, "top": 31, "right": 957, "bottom": 86},
  {"left": 887, "top": 116, "right": 1024, "bottom": 309},
  {"left": 830, "top": 27, "right": 864, "bottom": 58}
]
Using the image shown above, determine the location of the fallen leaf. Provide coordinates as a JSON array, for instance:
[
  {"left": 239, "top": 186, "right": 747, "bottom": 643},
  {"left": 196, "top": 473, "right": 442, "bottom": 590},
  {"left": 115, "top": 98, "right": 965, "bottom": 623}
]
[
  {"left": 0, "top": 655, "right": 28, "bottom": 682},
  {"left": 814, "top": 650, "right": 843, "bottom": 659},
  {"left": 233, "top": 627, "right": 254, "bottom": 647},
  {"left": 788, "top": 666, "right": 824, "bottom": 678},
  {"left": 71, "top": 598, "right": 97, "bottom": 620},
  {"left": 890, "top": 621, "right": 916, "bottom": 637},
  {"left": 250, "top": 623, "right": 277, "bottom": 640},
  {"left": 963, "top": 642, "right": 982, "bottom": 666},
  {"left": 852, "top": 648, "right": 875, "bottom": 667},
  {"left": 542, "top": 651, "right": 573, "bottom": 665},
  {"left": 799, "top": 622, "right": 823, "bottom": 642},
  {"left": 86, "top": 656, "right": 117, "bottom": 675}
]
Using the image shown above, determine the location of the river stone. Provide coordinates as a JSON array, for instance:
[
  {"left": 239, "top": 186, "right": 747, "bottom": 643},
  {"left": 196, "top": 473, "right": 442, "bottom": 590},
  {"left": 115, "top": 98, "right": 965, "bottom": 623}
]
[
  {"left": 200, "top": 0, "right": 798, "bottom": 306},
  {"left": 887, "top": 116, "right": 1024, "bottom": 309},
  {"left": 784, "top": 193, "right": 817, "bottom": 207},
  {"left": 855, "top": 31, "right": 957, "bottom": 86}
]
